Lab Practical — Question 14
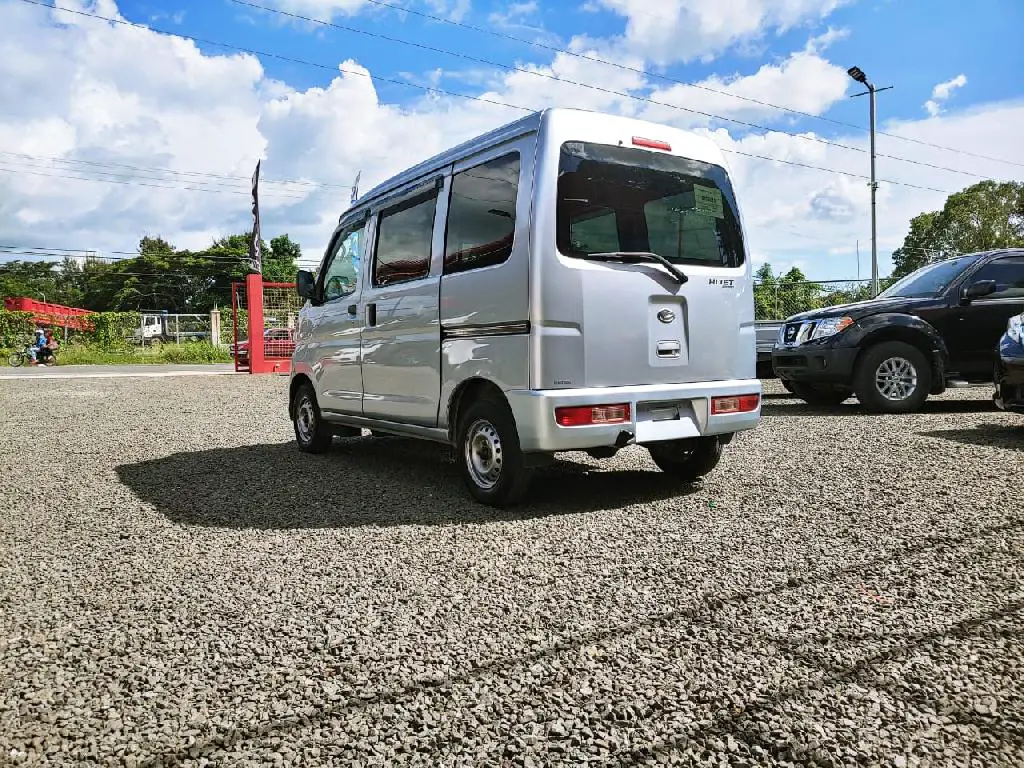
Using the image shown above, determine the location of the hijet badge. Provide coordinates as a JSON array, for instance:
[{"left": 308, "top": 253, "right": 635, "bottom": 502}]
[{"left": 708, "top": 277, "right": 736, "bottom": 288}]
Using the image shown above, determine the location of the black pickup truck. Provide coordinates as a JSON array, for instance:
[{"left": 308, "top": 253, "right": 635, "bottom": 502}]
[{"left": 772, "top": 248, "right": 1024, "bottom": 413}]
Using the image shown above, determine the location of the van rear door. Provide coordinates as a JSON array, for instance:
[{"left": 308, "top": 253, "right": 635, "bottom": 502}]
[{"left": 553, "top": 140, "right": 750, "bottom": 388}]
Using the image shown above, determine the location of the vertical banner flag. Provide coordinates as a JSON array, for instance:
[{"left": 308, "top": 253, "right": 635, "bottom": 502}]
[
  {"left": 350, "top": 170, "right": 361, "bottom": 205},
  {"left": 249, "top": 160, "right": 262, "bottom": 273}
]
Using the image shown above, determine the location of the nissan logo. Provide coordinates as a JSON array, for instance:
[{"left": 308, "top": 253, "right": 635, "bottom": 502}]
[{"left": 657, "top": 309, "right": 675, "bottom": 324}]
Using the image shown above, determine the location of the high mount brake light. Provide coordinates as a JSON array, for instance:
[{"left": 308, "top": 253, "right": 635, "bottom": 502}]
[{"left": 632, "top": 136, "right": 672, "bottom": 151}]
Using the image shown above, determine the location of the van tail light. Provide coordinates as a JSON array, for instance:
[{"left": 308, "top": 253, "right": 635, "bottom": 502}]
[
  {"left": 711, "top": 394, "right": 760, "bottom": 415},
  {"left": 555, "top": 403, "right": 631, "bottom": 427},
  {"left": 632, "top": 136, "right": 672, "bottom": 151}
]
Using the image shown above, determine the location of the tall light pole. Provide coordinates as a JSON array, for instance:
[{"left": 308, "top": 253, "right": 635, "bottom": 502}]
[{"left": 847, "top": 66, "right": 892, "bottom": 298}]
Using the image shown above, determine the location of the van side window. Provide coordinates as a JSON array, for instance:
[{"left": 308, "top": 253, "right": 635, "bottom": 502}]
[
  {"left": 322, "top": 221, "right": 365, "bottom": 303},
  {"left": 373, "top": 188, "right": 439, "bottom": 287},
  {"left": 969, "top": 256, "right": 1024, "bottom": 299},
  {"left": 444, "top": 153, "right": 520, "bottom": 274}
]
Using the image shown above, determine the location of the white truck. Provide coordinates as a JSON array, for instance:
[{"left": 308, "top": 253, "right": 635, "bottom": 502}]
[{"left": 133, "top": 312, "right": 208, "bottom": 343}]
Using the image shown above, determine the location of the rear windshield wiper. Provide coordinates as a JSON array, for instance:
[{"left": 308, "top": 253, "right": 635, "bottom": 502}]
[{"left": 580, "top": 251, "right": 689, "bottom": 284}]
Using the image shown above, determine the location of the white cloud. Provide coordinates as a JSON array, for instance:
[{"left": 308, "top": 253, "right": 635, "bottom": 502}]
[
  {"left": 1, "top": 0, "right": 1020, "bottom": 286},
  {"left": 638, "top": 44, "right": 850, "bottom": 130},
  {"left": 584, "top": 0, "right": 852, "bottom": 65},
  {"left": 924, "top": 73, "right": 967, "bottom": 117}
]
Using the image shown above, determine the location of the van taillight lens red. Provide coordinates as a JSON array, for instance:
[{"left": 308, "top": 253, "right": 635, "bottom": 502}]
[
  {"left": 555, "top": 404, "right": 631, "bottom": 427},
  {"left": 711, "top": 394, "right": 760, "bottom": 415}
]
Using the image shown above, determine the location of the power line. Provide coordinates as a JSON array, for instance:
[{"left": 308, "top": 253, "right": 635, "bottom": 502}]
[
  {"left": 11, "top": 0, "right": 963, "bottom": 198},
  {"left": 0, "top": 163, "right": 308, "bottom": 199},
  {"left": 230, "top": 0, "right": 1024, "bottom": 170},
  {"left": 226, "top": 0, "right": 996, "bottom": 181},
  {"left": 0, "top": 246, "right": 264, "bottom": 264},
  {"left": 0, "top": 150, "right": 347, "bottom": 190}
]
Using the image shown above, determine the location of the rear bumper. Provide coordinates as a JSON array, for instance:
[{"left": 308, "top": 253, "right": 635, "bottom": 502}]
[
  {"left": 506, "top": 379, "right": 762, "bottom": 453},
  {"left": 771, "top": 345, "right": 858, "bottom": 383},
  {"left": 994, "top": 341, "right": 1024, "bottom": 413}
]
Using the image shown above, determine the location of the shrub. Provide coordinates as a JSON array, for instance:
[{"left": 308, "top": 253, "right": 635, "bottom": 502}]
[{"left": 159, "top": 341, "right": 232, "bottom": 364}]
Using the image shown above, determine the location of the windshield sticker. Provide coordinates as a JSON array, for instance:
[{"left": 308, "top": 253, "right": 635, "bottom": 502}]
[{"left": 693, "top": 185, "right": 725, "bottom": 219}]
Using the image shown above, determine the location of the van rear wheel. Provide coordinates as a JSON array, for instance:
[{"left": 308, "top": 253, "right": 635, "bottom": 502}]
[
  {"left": 648, "top": 437, "right": 723, "bottom": 483},
  {"left": 457, "top": 396, "right": 532, "bottom": 507}
]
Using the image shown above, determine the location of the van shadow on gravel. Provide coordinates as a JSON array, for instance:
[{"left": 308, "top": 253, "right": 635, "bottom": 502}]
[{"left": 115, "top": 438, "right": 695, "bottom": 529}]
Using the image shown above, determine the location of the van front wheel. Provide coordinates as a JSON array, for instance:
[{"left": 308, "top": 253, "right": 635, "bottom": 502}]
[
  {"left": 648, "top": 437, "right": 723, "bottom": 483},
  {"left": 292, "top": 382, "right": 334, "bottom": 454},
  {"left": 457, "top": 396, "right": 532, "bottom": 507}
]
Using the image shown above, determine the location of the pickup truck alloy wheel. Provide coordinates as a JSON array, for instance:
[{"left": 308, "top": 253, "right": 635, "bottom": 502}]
[
  {"left": 457, "top": 396, "right": 532, "bottom": 507},
  {"left": 853, "top": 341, "right": 931, "bottom": 414},
  {"left": 875, "top": 356, "right": 918, "bottom": 402}
]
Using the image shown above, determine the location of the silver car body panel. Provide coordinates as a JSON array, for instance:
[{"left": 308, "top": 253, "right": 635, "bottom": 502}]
[{"left": 291, "top": 107, "right": 760, "bottom": 451}]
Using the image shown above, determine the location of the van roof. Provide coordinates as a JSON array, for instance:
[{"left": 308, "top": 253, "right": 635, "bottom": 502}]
[
  {"left": 345, "top": 107, "right": 726, "bottom": 222},
  {"left": 352, "top": 110, "right": 544, "bottom": 211}
]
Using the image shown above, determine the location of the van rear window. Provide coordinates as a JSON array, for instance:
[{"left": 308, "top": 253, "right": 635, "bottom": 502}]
[{"left": 557, "top": 141, "right": 745, "bottom": 268}]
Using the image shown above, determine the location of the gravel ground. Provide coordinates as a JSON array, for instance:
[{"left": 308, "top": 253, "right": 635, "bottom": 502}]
[{"left": 1, "top": 375, "right": 1022, "bottom": 767}]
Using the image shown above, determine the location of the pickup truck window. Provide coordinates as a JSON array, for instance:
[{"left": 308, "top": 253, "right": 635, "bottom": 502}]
[
  {"left": 968, "top": 256, "right": 1024, "bottom": 299},
  {"left": 877, "top": 254, "right": 982, "bottom": 299}
]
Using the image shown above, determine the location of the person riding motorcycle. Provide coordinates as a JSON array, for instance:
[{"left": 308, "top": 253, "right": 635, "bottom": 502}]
[
  {"left": 36, "top": 328, "right": 58, "bottom": 365},
  {"left": 28, "top": 329, "right": 46, "bottom": 364}
]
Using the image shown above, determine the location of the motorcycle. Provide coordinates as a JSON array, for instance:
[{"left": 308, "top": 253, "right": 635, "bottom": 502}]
[{"left": 7, "top": 343, "right": 58, "bottom": 367}]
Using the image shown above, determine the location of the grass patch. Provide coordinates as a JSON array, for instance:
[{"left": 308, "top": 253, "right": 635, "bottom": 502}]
[{"left": 53, "top": 342, "right": 233, "bottom": 366}]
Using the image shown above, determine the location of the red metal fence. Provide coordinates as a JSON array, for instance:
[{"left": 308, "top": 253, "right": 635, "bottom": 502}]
[{"left": 231, "top": 275, "right": 302, "bottom": 374}]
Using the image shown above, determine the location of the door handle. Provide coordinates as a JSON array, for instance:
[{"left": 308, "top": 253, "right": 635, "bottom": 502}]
[
  {"left": 366, "top": 303, "right": 377, "bottom": 327},
  {"left": 347, "top": 304, "right": 357, "bottom": 315}
]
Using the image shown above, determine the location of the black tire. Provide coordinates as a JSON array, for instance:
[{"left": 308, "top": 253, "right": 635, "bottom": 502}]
[
  {"left": 456, "top": 394, "right": 532, "bottom": 507},
  {"left": 789, "top": 381, "right": 852, "bottom": 407},
  {"left": 648, "top": 437, "right": 723, "bottom": 483},
  {"left": 292, "top": 382, "right": 334, "bottom": 454},
  {"left": 8, "top": 352, "right": 24, "bottom": 367},
  {"left": 853, "top": 341, "right": 931, "bottom": 414}
]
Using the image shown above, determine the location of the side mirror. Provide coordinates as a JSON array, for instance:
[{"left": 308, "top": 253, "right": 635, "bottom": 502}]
[
  {"left": 962, "top": 279, "right": 997, "bottom": 303},
  {"left": 296, "top": 270, "right": 318, "bottom": 303}
]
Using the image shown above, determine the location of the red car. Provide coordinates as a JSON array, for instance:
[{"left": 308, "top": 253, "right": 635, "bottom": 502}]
[{"left": 232, "top": 327, "right": 296, "bottom": 363}]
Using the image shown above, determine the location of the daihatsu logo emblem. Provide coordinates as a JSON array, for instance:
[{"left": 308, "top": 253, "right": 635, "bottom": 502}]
[{"left": 657, "top": 309, "right": 675, "bottom": 324}]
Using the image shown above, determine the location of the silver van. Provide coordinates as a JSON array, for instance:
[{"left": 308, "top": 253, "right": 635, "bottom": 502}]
[{"left": 289, "top": 107, "right": 761, "bottom": 506}]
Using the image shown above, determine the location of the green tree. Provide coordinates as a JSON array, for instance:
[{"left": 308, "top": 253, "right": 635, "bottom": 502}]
[
  {"left": 0, "top": 259, "right": 86, "bottom": 306},
  {"left": 753, "top": 263, "right": 779, "bottom": 320},
  {"left": 892, "top": 180, "right": 1024, "bottom": 278}
]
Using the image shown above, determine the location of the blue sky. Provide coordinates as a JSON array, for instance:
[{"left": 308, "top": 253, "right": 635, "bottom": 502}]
[
  {"left": 119, "top": 0, "right": 1023, "bottom": 132},
  {"left": 1, "top": 0, "right": 1022, "bottom": 281}
]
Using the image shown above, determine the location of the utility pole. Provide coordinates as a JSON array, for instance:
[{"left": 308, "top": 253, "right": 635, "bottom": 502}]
[{"left": 847, "top": 66, "right": 893, "bottom": 298}]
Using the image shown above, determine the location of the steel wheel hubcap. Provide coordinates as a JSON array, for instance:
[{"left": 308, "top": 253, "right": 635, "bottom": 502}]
[
  {"left": 875, "top": 356, "right": 918, "bottom": 401},
  {"left": 297, "top": 398, "right": 316, "bottom": 441},
  {"left": 465, "top": 419, "right": 503, "bottom": 490}
]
